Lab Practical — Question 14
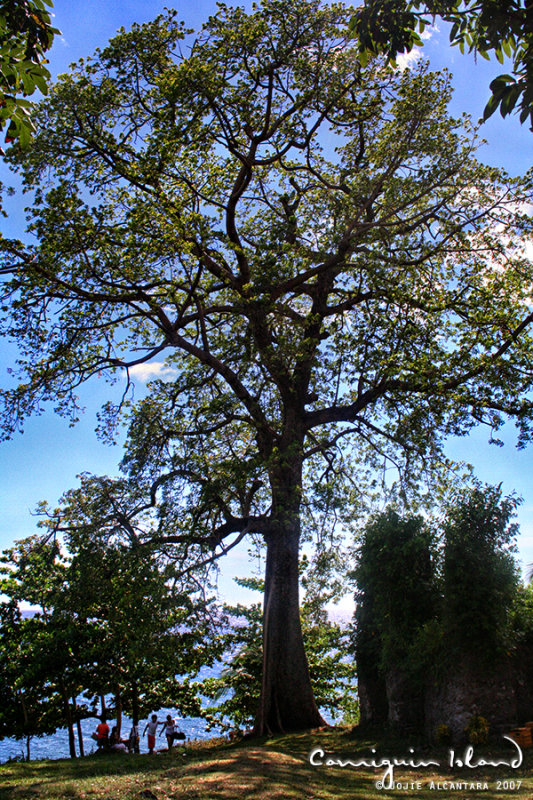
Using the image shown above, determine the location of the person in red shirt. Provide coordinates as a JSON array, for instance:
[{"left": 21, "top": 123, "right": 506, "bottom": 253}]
[{"left": 95, "top": 717, "right": 110, "bottom": 750}]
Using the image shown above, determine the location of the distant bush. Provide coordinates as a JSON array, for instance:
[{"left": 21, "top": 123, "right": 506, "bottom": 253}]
[
  {"left": 436, "top": 724, "right": 451, "bottom": 744},
  {"left": 466, "top": 715, "right": 489, "bottom": 745}
]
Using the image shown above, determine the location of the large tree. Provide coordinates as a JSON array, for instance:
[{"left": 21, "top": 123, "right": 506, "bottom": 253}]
[{"left": 1, "top": 0, "right": 533, "bottom": 734}]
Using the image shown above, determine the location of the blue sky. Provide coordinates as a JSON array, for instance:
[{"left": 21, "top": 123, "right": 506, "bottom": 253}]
[{"left": 0, "top": 1, "right": 532, "bottom": 609}]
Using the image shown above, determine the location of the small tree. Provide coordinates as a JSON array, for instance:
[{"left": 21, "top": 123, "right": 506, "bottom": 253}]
[
  {"left": 0, "top": 602, "right": 60, "bottom": 760},
  {"left": 0, "top": 529, "right": 220, "bottom": 756},
  {"left": 0, "top": 536, "right": 87, "bottom": 758},
  {"left": 62, "top": 535, "right": 217, "bottom": 733}
]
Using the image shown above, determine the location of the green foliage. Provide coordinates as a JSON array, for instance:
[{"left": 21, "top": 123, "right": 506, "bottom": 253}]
[
  {"left": 0, "top": 602, "right": 61, "bottom": 759},
  {"left": 1, "top": 0, "right": 532, "bottom": 506},
  {"left": 510, "top": 582, "right": 533, "bottom": 643},
  {"left": 1, "top": 0, "right": 533, "bottom": 731},
  {"left": 200, "top": 580, "right": 263, "bottom": 730},
  {"left": 349, "top": 0, "right": 533, "bottom": 128},
  {"left": 465, "top": 713, "right": 490, "bottom": 745},
  {"left": 442, "top": 484, "right": 520, "bottom": 656},
  {"left": 0, "top": 528, "right": 221, "bottom": 755},
  {"left": 0, "top": 538, "right": 88, "bottom": 755},
  {"left": 63, "top": 540, "right": 216, "bottom": 720},
  {"left": 353, "top": 508, "right": 438, "bottom": 675},
  {"left": 0, "top": 0, "right": 59, "bottom": 147},
  {"left": 201, "top": 577, "right": 357, "bottom": 730},
  {"left": 303, "top": 611, "right": 359, "bottom": 724},
  {"left": 353, "top": 486, "right": 522, "bottom": 696}
]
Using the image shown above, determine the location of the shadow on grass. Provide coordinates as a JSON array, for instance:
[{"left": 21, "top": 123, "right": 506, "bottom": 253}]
[
  {"left": 0, "top": 749, "right": 186, "bottom": 799},
  {"left": 0, "top": 734, "right": 378, "bottom": 800},
  {"left": 1, "top": 729, "right": 532, "bottom": 800},
  {"left": 174, "top": 746, "right": 374, "bottom": 799}
]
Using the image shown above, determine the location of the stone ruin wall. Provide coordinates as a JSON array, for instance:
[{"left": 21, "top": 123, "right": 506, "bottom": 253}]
[{"left": 358, "top": 644, "right": 533, "bottom": 742}]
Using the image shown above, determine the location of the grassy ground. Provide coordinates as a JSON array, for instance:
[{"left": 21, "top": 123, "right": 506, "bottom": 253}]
[{"left": 0, "top": 727, "right": 531, "bottom": 800}]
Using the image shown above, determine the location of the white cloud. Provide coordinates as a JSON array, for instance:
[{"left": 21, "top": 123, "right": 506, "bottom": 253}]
[
  {"left": 395, "top": 48, "right": 422, "bottom": 71},
  {"left": 394, "top": 24, "right": 438, "bottom": 70},
  {"left": 128, "top": 361, "right": 177, "bottom": 382},
  {"left": 420, "top": 24, "right": 439, "bottom": 41}
]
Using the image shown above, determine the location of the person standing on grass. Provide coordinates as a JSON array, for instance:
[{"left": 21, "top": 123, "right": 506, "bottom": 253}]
[
  {"left": 143, "top": 714, "right": 159, "bottom": 754},
  {"left": 128, "top": 722, "right": 140, "bottom": 753},
  {"left": 95, "top": 716, "right": 109, "bottom": 750},
  {"left": 160, "top": 714, "right": 176, "bottom": 750}
]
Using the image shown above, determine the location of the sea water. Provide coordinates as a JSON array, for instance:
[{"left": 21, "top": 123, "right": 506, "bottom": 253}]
[
  {"left": 0, "top": 710, "right": 220, "bottom": 763},
  {"left": 0, "top": 663, "right": 340, "bottom": 763},
  {"left": 0, "top": 665, "right": 225, "bottom": 763}
]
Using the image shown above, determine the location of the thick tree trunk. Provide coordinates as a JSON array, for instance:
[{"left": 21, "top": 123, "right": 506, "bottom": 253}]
[{"left": 254, "top": 464, "right": 325, "bottom": 735}]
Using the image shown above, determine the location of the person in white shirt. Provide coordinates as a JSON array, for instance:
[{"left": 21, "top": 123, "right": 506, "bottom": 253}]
[
  {"left": 160, "top": 714, "right": 176, "bottom": 750},
  {"left": 142, "top": 714, "right": 158, "bottom": 754}
]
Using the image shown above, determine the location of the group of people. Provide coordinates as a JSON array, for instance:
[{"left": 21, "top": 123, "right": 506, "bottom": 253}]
[
  {"left": 94, "top": 713, "right": 184, "bottom": 754},
  {"left": 94, "top": 719, "right": 130, "bottom": 753},
  {"left": 142, "top": 714, "right": 184, "bottom": 753}
]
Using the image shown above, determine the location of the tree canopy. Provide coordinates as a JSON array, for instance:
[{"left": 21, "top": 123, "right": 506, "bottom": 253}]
[
  {"left": 349, "top": 0, "right": 533, "bottom": 128},
  {"left": 0, "top": 0, "right": 533, "bottom": 733}
]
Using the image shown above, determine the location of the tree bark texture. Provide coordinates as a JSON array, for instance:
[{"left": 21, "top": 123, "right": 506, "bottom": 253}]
[{"left": 255, "top": 465, "right": 325, "bottom": 734}]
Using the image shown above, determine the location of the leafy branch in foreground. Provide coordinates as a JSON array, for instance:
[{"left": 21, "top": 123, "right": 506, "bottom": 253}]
[
  {"left": 349, "top": 0, "right": 533, "bottom": 128},
  {"left": 0, "top": 0, "right": 59, "bottom": 148}
]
